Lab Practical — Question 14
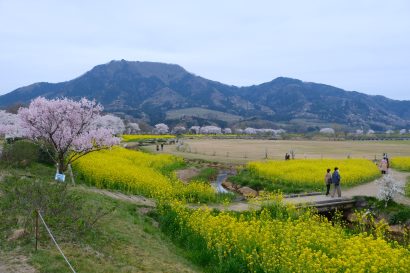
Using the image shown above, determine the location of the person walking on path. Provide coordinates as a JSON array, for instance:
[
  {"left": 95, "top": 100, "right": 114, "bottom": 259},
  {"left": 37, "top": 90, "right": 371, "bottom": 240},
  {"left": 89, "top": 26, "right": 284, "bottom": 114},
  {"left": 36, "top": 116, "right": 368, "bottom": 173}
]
[
  {"left": 379, "top": 158, "right": 388, "bottom": 174},
  {"left": 325, "top": 168, "right": 332, "bottom": 196},
  {"left": 383, "top": 153, "right": 390, "bottom": 168},
  {"left": 160, "top": 143, "right": 164, "bottom": 151},
  {"left": 331, "top": 167, "right": 341, "bottom": 197}
]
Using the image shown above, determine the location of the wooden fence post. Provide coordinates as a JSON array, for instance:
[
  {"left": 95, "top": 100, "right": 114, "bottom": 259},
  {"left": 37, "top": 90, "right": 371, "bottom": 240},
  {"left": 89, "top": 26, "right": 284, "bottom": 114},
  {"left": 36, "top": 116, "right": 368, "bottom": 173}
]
[
  {"left": 68, "top": 164, "right": 75, "bottom": 185},
  {"left": 35, "top": 210, "right": 39, "bottom": 251}
]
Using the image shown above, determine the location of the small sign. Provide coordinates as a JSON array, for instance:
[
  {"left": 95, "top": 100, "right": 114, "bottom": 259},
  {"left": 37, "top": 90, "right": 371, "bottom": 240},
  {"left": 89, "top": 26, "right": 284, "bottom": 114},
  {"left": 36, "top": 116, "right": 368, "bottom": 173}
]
[{"left": 55, "top": 173, "right": 66, "bottom": 182}]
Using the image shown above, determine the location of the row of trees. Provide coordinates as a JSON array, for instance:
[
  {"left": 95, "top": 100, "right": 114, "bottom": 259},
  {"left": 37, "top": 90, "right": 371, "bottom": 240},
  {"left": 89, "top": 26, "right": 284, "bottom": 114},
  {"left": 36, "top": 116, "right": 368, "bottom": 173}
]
[
  {"left": 154, "top": 124, "right": 287, "bottom": 135},
  {"left": 320, "top": 127, "right": 410, "bottom": 136}
]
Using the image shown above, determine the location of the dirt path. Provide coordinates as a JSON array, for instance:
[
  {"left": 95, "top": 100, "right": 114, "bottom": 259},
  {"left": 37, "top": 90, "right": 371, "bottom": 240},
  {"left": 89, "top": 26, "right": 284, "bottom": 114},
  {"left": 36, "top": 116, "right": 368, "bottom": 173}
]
[
  {"left": 0, "top": 252, "right": 37, "bottom": 273},
  {"left": 73, "top": 169, "right": 410, "bottom": 213},
  {"left": 203, "top": 169, "right": 410, "bottom": 211},
  {"left": 79, "top": 186, "right": 156, "bottom": 207},
  {"left": 343, "top": 169, "right": 410, "bottom": 205},
  {"left": 267, "top": 169, "right": 410, "bottom": 206}
]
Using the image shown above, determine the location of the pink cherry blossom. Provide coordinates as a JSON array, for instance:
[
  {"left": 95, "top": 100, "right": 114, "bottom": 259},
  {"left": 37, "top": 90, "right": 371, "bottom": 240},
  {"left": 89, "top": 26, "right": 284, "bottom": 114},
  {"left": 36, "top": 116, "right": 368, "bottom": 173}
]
[{"left": 2, "top": 97, "right": 119, "bottom": 173}]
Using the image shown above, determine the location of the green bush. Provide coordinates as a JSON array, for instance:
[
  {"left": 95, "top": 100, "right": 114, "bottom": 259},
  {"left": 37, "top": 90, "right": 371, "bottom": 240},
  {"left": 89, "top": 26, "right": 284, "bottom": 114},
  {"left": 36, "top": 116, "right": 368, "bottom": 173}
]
[
  {"left": 37, "top": 143, "right": 55, "bottom": 165},
  {"left": 1, "top": 140, "right": 54, "bottom": 167},
  {"left": 1, "top": 140, "right": 39, "bottom": 167},
  {"left": 0, "top": 173, "right": 114, "bottom": 243},
  {"left": 390, "top": 208, "right": 410, "bottom": 225}
]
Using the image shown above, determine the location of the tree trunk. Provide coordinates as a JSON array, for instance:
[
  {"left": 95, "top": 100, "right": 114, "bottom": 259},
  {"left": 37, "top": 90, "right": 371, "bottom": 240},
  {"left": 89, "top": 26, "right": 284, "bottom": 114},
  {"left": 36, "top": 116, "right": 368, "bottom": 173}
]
[{"left": 57, "top": 154, "right": 66, "bottom": 174}]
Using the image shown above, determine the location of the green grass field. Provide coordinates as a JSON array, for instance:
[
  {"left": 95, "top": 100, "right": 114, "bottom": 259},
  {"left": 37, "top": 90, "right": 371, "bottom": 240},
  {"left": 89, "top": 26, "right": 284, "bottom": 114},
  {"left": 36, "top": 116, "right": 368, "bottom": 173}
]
[{"left": 0, "top": 163, "right": 201, "bottom": 273}]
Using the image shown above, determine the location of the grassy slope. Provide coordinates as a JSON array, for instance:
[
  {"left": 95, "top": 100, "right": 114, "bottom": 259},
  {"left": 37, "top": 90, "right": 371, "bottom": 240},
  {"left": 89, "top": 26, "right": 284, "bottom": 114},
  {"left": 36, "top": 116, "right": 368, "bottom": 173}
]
[
  {"left": 0, "top": 164, "right": 201, "bottom": 273},
  {"left": 189, "top": 167, "right": 218, "bottom": 183},
  {"left": 32, "top": 190, "right": 201, "bottom": 273}
]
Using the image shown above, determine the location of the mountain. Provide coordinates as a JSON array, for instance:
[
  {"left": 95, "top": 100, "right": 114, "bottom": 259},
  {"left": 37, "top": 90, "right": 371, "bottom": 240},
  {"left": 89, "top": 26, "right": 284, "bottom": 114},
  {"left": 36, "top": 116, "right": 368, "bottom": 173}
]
[{"left": 1, "top": 60, "right": 409, "bottom": 131}]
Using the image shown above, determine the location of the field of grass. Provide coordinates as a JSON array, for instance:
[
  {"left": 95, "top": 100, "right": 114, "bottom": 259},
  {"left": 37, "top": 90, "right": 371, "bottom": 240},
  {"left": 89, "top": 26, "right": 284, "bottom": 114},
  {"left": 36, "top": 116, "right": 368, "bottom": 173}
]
[
  {"left": 154, "top": 139, "right": 410, "bottom": 163},
  {"left": 188, "top": 167, "right": 218, "bottom": 183},
  {"left": 0, "top": 163, "right": 201, "bottom": 273}
]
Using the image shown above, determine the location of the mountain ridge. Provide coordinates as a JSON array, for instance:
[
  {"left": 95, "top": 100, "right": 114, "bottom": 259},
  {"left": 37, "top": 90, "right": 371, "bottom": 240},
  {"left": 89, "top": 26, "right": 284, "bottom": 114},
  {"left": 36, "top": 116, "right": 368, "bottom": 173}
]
[{"left": 0, "top": 60, "right": 409, "bottom": 131}]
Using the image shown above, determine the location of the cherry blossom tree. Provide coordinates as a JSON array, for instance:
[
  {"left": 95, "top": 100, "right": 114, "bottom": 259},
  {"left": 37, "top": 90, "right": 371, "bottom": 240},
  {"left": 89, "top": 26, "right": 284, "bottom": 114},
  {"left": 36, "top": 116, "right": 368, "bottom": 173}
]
[
  {"left": 92, "top": 114, "right": 125, "bottom": 135},
  {"left": 189, "top": 126, "right": 200, "bottom": 134},
  {"left": 377, "top": 174, "right": 404, "bottom": 207},
  {"left": 244, "top": 127, "right": 257, "bottom": 134},
  {"left": 154, "top": 123, "right": 169, "bottom": 134},
  {"left": 273, "top": 129, "right": 286, "bottom": 135},
  {"left": 200, "top": 126, "right": 222, "bottom": 134},
  {"left": 320, "top": 128, "right": 335, "bottom": 134},
  {"left": 223, "top": 128, "right": 232, "bottom": 134},
  {"left": 0, "top": 110, "right": 25, "bottom": 139},
  {"left": 15, "top": 97, "right": 120, "bottom": 174},
  {"left": 125, "top": 122, "right": 141, "bottom": 134},
  {"left": 172, "top": 126, "right": 186, "bottom": 134}
]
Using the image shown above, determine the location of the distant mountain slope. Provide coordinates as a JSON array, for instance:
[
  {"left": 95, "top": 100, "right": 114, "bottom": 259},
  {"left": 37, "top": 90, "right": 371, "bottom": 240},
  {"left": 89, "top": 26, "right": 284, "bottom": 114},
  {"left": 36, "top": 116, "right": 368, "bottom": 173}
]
[{"left": 0, "top": 60, "right": 409, "bottom": 131}]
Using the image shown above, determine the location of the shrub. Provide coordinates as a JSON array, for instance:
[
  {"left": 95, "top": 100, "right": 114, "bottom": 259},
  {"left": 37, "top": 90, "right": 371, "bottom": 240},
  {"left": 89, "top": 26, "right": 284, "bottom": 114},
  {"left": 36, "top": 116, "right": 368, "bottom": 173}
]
[
  {"left": 1, "top": 140, "right": 39, "bottom": 167},
  {"left": 0, "top": 174, "right": 113, "bottom": 242}
]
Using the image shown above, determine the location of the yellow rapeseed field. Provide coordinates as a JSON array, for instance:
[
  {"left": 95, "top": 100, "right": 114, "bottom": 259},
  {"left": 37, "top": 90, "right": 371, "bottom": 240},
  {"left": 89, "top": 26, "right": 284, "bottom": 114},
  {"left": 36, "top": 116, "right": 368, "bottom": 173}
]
[
  {"left": 248, "top": 159, "right": 381, "bottom": 190},
  {"left": 391, "top": 157, "right": 410, "bottom": 171},
  {"left": 165, "top": 200, "right": 410, "bottom": 272},
  {"left": 122, "top": 134, "right": 175, "bottom": 142},
  {"left": 74, "top": 147, "right": 216, "bottom": 202},
  {"left": 74, "top": 147, "right": 410, "bottom": 271}
]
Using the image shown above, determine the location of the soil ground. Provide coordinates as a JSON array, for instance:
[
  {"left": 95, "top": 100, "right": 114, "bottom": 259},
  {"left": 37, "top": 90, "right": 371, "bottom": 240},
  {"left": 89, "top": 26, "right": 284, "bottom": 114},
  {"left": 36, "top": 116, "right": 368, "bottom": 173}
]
[
  {"left": 0, "top": 252, "right": 37, "bottom": 273},
  {"left": 148, "top": 139, "right": 410, "bottom": 163},
  {"left": 176, "top": 167, "right": 201, "bottom": 183}
]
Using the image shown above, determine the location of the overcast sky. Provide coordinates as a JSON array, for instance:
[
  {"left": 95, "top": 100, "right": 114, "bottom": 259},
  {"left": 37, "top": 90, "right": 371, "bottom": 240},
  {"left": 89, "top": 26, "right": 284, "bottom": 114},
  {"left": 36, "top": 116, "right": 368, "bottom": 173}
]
[{"left": 1, "top": 0, "right": 409, "bottom": 100}]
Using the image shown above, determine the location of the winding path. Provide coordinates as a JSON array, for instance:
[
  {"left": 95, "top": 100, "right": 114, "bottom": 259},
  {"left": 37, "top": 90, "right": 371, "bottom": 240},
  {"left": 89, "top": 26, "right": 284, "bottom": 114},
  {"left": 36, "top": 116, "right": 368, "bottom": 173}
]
[
  {"left": 282, "top": 169, "right": 410, "bottom": 206},
  {"left": 73, "top": 170, "right": 410, "bottom": 213},
  {"left": 344, "top": 169, "right": 410, "bottom": 205},
  {"left": 205, "top": 169, "right": 410, "bottom": 212}
]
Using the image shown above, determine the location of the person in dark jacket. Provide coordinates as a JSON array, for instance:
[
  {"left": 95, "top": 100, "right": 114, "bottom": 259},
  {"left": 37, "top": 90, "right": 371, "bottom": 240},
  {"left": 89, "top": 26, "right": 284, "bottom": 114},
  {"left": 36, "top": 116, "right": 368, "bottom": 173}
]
[
  {"left": 324, "top": 168, "right": 332, "bottom": 196},
  {"left": 331, "top": 167, "right": 341, "bottom": 197}
]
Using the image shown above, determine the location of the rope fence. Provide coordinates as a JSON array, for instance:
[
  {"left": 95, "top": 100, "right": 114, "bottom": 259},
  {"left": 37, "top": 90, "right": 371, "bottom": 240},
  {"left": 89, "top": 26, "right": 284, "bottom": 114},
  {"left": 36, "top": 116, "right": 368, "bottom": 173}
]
[{"left": 36, "top": 210, "right": 77, "bottom": 273}]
